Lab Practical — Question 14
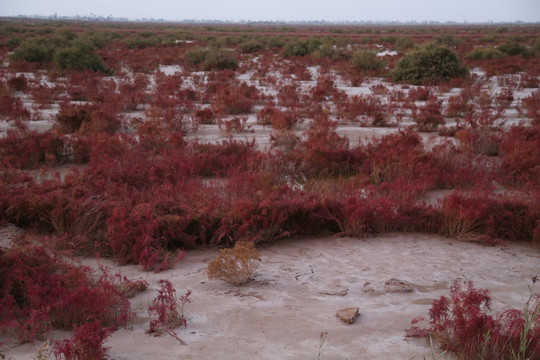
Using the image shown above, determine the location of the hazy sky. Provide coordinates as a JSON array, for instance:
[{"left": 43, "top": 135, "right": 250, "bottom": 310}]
[{"left": 2, "top": 0, "right": 539, "bottom": 22}]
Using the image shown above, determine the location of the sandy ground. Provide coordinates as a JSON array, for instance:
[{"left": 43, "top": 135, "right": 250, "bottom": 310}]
[{"left": 2, "top": 230, "right": 539, "bottom": 360}]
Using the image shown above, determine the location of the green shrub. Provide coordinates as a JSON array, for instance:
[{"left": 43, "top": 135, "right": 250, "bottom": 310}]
[
  {"left": 11, "top": 38, "right": 56, "bottom": 65},
  {"left": 184, "top": 47, "right": 208, "bottom": 67},
  {"left": 203, "top": 49, "right": 238, "bottom": 71},
  {"left": 54, "top": 41, "right": 110, "bottom": 74},
  {"left": 392, "top": 44, "right": 468, "bottom": 85},
  {"left": 435, "top": 33, "right": 464, "bottom": 47},
  {"left": 281, "top": 37, "right": 321, "bottom": 58},
  {"left": 351, "top": 51, "right": 384, "bottom": 72},
  {"left": 125, "top": 35, "right": 161, "bottom": 49},
  {"left": 56, "top": 28, "right": 77, "bottom": 41},
  {"left": 240, "top": 40, "right": 264, "bottom": 54},
  {"left": 532, "top": 38, "right": 540, "bottom": 53},
  {"left": 498, "top": 41, "right": 532, "bottom": 57},
  {"left": 314, "top": 42, "right": 351, "bottom": 61},
  {"left": 466, "top": 47, "right": 504, "bottom": 60},
  {"left": 395, "top": 36, "right": 415, "bottom": 51},
  {"left": 266, "top": 36, "right": 285, "bottom": 48},
  {"left": 184, "top": 47, "right": 238, "bottom": 71}
]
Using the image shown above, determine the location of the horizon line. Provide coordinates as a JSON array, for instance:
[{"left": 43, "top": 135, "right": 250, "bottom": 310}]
[{"left": 2, "top": 15, "right": 540, "bottom": 26}]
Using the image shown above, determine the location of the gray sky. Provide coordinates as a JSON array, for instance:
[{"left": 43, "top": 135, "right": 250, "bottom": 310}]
[{"left": 2, "top": 0, "right": 539, "bottom": 22}]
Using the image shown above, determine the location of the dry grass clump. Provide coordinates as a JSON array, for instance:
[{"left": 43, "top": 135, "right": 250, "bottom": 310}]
[
  {"left": 206, "top": 241, "right": 261, "bottom": 285},
  {"left": 117, "top": 279, "right": 149, "bottom": 298}
]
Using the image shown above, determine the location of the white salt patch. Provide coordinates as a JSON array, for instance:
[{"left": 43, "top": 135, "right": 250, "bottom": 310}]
[
  {"left": 376, "top": 50, "right": 398, "bottom": 57},
  {"left": 157, "top": 65, "right": 183, "bottom": 76}
]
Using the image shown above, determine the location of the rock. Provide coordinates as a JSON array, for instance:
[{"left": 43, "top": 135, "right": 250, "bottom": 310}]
[
  {"left": 362, "top": 282, "right": 375, "bottom": 293},
  {"left": 336, "top": 307, "right": 360, "bottom": 324},
  {"left": 384, "top": 278, "right": 414, "bottom": 293},
  {"left": 319, "top": 288, "right": 348, "bottom": 296},
  {"left": 0, "top": 223, "right": 24, "bottom": 249}
]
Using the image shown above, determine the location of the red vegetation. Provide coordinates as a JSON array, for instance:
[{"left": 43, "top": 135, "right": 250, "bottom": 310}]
[
  {"left": 147, "top": 279, "right": 191, "bottom": 344},
  {"left": 407, "top": 280, "right": 540, "bottom": 360},
  {"left": 53, "top": 321, "right": 112, "bottom": 360},
  {"left": 0, "top": 244, "right": 131, "bottom": 343},
  {"left": 412, "top": 97, "right": 444, "bottom": 132},
  {"left": 0, "top": 129, "right": 67, "bottom": 169},
  {"left": 500, "top": 126, "right": 540, "bottom": 188}
]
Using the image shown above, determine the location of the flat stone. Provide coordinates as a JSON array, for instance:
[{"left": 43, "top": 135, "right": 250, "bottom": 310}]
[
  {"left": 319, "top": 288, "right": 348, "bottom": 296},
  {"left": 384, "top": 278, "right": 414, "bottom": 293},
  {"left": 336, "top": 307, "right": 360, "bottom": 324}
]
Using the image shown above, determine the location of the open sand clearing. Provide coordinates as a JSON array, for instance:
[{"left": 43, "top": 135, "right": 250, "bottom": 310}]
[{"left": 2, "top": 232, "right": 539, "bottom": 360}]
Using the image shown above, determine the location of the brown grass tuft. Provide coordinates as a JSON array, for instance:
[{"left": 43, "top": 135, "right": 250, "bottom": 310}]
[{"left": 206, "top": 241, "right": 261, "bottom": 285}]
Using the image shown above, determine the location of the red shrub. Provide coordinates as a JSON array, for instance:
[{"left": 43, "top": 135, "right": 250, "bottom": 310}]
[
  {"left": 256, "top": 105, "right": 299, "bottom": 130},
  {"left": 455, "top": 128, "right": 501, "bottom": 156},
  {"left": 61, "top": 71, "right": 119, "bottom": 104},
  {"left": 290, "top": 114, "right": 363, "bottom": 178},
  {"left": 217, "top": 116, "right": 251, "bottom": 135},
  {"left": 106, "top": 204, "right": 167, "bottom": 271},
  {"left": 147, "top": 279, "right": 191, "bottom": 344},
  {"left": 117, "top": 73, "right": 150, "bottom": 111},
  {"left": 500, "top": 125, "right": 540, "bottom": 187},
  {"left": 407, "top": 280, "right": 540, "bottom": 360},
  {"left": 187, "top": 139, "right": 259, "bottom": 177},
  {"left": 194, "top": 107, "right": 216, "bottom": 125},
  {"left": 0, "top": 129, "right": 67, "bottom": 169},
  {"left": 337, "top": 94, "right": 383, "bottom": 123},
  {"left": 7, "top": 75, "right": 28, "bottom": 92},
  {"left": 55, "top": 103, "right": 96, "bottom": 133},
  {"left": 446, "top": 91, "right": 474, "bottom": 118},
  {"left": 29, "top": 82, "right": 62, "bottom": 109},
  {"left": 85, "top": 109, "right": 122, "bottom": 134},
  {"left": 522, "top": 90, "right": 540, "bottom": 125},
  {"left": 439, "top": 191, "right": 539, "bottom": 244},
  {"left": 54, "top": 321, "right": 111, "bottom": 360},
  {"left": 408, "top": 86, "right": 431, "bottom": 101},
  {"left": 0, "top": 93, "right": 30, "bottom": 120},
  {"left": 310, "top": 75, "right": 345, "bottom": 102},
  {"left": 0, "top": 244, "right": 131, "bottom": 343},
  {"left": 212, "top": 185, "right": 333, "bottom": 245},
  {"left": 283, "top": 62, "right": 311, "bottom": 81},
  {"left": 277, "top": 83, "right": 301, "bottom": 107},
  {"left": 330, "top": 192, "right": 397, "bottom": 237},
  {"left": 361, "top": 129, "right": 422, "bottom": 183},
  {"left": 209, "top": 81, "right": 259, "bottom": 115},
  {"left": 413, "top": 97, "right": 444, "bottom": 132}
]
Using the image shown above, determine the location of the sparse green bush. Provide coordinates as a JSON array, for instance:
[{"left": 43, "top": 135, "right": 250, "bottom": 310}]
[
  {"left": 498, "top": 41, "right": 532, "bottom": 57},
  {"left": 466, "top": 47, "right": 504, "bottom": 60},
  {"left": 479, "top": 34, "right": 498, "bottom": 43},
  {"left": 184, "top": 47, "right": 208, "bottom": 67},
  {"left": 56, "top": 28, "right": 77, "bottom": 41},
  {"left": 203, "top": 49, "right": 238, "bottom": 71},
  {"left": 125, "top": 35, "right": 161, "bottom": 49},
  {"left": 392, "top": 44, "right": 468, "bottom": 85},
  {"left": 184, "top": 47, "right": 238, "bottom": 71},
  {"left": 266, "top": 36, "right": 285, "bottom": 48},
  {"left": 314, "top": 41, "right": 351, "bottom": 61},
  {"left": 395, "top": 36, "right": 415, "bottom": 51},
  {"left": 54, "top": 41, "right": 110, "bottom": 74},
  {"left": 351, "top": 51, "right": 384, "bottom": 72},
  {"left": 435, "top": 33, "right": 464, "bottom": 47},
  {"left": 281, "top": 37, "right": 321, "bottom": 58},
  {"left": 532, "top": 38, "right": 540, "bottom": 54},
  {"left": 11, "top": 38, "right": 56, "bottom": 65},
  {"left": 240, "top": 40, "right": 264, "bottom": 54}
]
